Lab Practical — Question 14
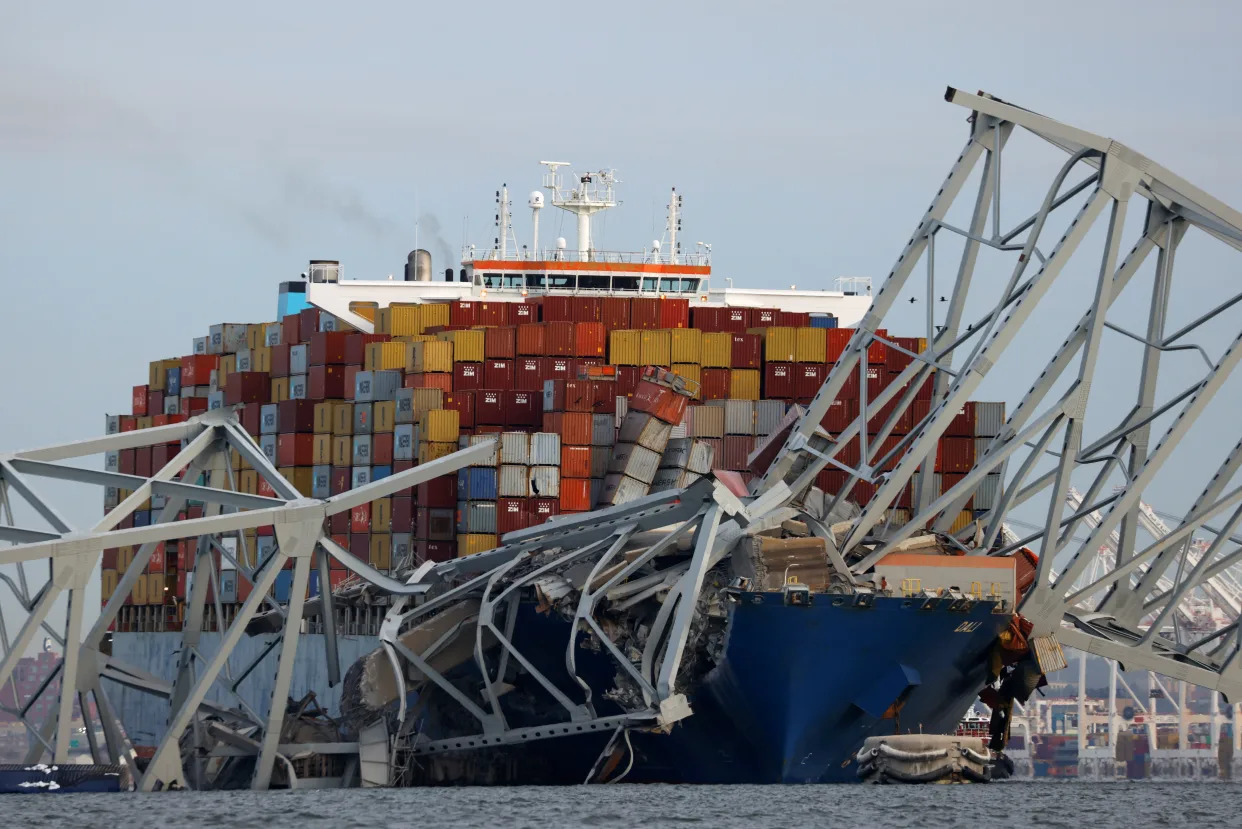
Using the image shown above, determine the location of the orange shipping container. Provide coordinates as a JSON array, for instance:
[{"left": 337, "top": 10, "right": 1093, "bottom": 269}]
[
  {"left": 561, "top": 445, "right": 593, "bottom": 478},
  {"left": 560, "top": 478, "right": 593, "bottom": 511},
  {"left": 574, "top": 322, "right": 606, "bottom": 358},
  {"left": 544, "top": 412, "right": 593, "bottom": 445},
  {"left": 517, "top": 323, "right": 546, "bottom": 356}
]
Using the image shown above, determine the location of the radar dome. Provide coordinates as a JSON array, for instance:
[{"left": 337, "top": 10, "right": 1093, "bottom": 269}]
[
  {"left": 529, "top": 191, "right": 545, "bottom": 208},
  {"left": 556, "top": 237, "right": 567, "bottom": 249}
]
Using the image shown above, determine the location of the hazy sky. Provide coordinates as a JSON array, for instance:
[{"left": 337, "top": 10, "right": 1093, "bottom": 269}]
[{"left": 3, "top": 1, "right": 1242, "bottom": 629}]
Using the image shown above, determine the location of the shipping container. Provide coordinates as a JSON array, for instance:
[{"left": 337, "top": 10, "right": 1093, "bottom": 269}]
[
  {"left": 443, "top": 391, "right": 476, "bottom": 429},
  {"left": 937, "top": 436, "right": 975, "bottom": 474},
  {"left": 453, "top": 362, "right": 483, "bottom": 392},
  {"left": 729, "top": 369, "right": 760, "bottom": 401},
  {"left": 355, "top": 369, "right": 402, "bottom": 402},
  {"left": 610, "top": 443, "right": 662, "bottom": 484},
  {"left": 639, "top": 330, "right": 671, "bottom": 366},
  {"left": 600, "top": 297, "right": 630, "bottom": 330},
  {"left": 730, "top": 333, "right": 762, "bottom": 369},
  {"left": 530, "top": 466, "right": 560, "bottom": 498},
  {"left": 591, "top": 414, "right": 615, "bottom": 446},
  {"left": 559, "top": 478, "right": 592, "bottom": 512},
  {"left": 574, "top": 322, "right": 606, "bottom": 358},
  {"left": 670, "top": 328, "right": 702, "bottom": 364},
  {"left": 629, "top": 378, "right": 689, "bottom": 425},
  {"left": 590, "top": 445, "right": 611, "bottom": 478},
  {"left": 544, "top": 411, "right": 593, "bottom": 446},
  {"left": 599, "top": 473, "right": 649, "bottom": 507},
  {"left": 794, "top": 363, "right": 826, "bottom": 402},
  {"left": 561, "top": 445, "right": 592, "bottom": 478},
  {"left": 517, "top": 323, "right": 546, "bottom": 356},
  {"left": 659, "top": 298, "right": 690, "bottom": 329},
  {"left": 763, "top": 362, "right": 794, "bottom": 399},
  {"left": 497, "top": 498, "right": 531, "bottom": 534},
  {"left": 618, "top": 412, "right": 673, "bottom": 451},
  {"left": 498, "top": 465, "right": 530, "bottom": 498},
  {"left": 460, "top": 534, "right": 498, "bottom": 556},
  {"left": 505, "top": 390, "right": 542, "bottom": 428},
  {"left": 501, "top": 432, "right": 531, "bottom": 465},
  {"left": 688, "top": 405, "right": 725, "bottom": 439},
  {"left": 755, "top": 400, "right": 786, "bottom": 437},
  {"left": 484, "top": 326, "right": 517, "bottom": 359},
  {"left": 476, "top": 390, "right": 504, "bottom": 426},
  {"left": 723, "top": 400, "right": 755, "bottom": 435},
  {"left": 700, "top": 332, "right": 731, "bottom": 368},
  {"left": 530, "top": 432, "right": 561, "bottom": 466},
  {"left": 631, "top": 297, "right": 660, "bottom": 330},
  {"left": 650, "top": 467, "right": 701, "bottom": 492}
]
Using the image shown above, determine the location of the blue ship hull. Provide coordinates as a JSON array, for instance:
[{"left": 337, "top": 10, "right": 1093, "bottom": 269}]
[
  {"left": 412, "top": 593, "right": 1011, "bottom": 785},
  {"left": 0, "top": 764, "right": 125, "bottom": 794}
]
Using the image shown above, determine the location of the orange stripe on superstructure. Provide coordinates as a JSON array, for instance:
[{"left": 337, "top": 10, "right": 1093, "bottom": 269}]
[
  {"left": 471, "top": 260, "right": 710, "bottom": 275},
  {"left": 876, "top": 553, "right": 1015, "bottom": 569}
]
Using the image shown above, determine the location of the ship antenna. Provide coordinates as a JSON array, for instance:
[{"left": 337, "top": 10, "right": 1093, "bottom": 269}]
[
  {"left": 664, "top": 187, "right": 683, "bottom": 264},
  {"left": 495, "top": 184, "right": 516, "bottom": 260}
]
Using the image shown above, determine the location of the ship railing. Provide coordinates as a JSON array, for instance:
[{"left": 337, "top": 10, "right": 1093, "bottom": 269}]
[
  {"left": 900, "top": 577, "right": 922, "bottom": 597},
  {"left": 832, "top": 276, "right": 872, "bottom": 296},
  {"left": 465, "top": 246, "right": 711, "bottom": 267}
]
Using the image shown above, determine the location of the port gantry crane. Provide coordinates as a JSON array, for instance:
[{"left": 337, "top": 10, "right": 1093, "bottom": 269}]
[{"left": 1, "top": 87, "right": 1242, "bottom": 791}]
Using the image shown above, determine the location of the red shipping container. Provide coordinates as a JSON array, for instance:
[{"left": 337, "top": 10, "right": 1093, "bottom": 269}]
[
  {"left": 869, "top": 329, "right": 888, "bottom": 364},
  {"left": 118, "top": 449, "right": 136, "bottom": 474},
  {"left": 146, "top": 390, "right": 164, "bottom": 416},
  {"left": 270, "top": 343, "right": 291, "bottom": 377},
  {"left": 615, "top": 366, "right": 641, "bottom": 398},
  {"left": 560, "top": 478, "right": 592, "bottom": 512},
  {"left": 309, "top": 364, "right": 348, "bottom": 399},
  {"left": 700, "top": 369, "right": 731, "bottom": 401},
  {"left": 572, "top": 297, "right": 601, "bottom": 323},
  {"left": 886, "top": 335, "right": 922, "bottom": 373},
  {"left": 484, "top": 359, "right": 514, "bottom": 388},
  {"left": 531, "top": 498, "right": 560, "bottom": 524},
  {"left": 257, "top": 476, "right": 277, "bottom": 498},
  {"left": 821, "top": 398, "right": 860, "bottom": 433},
  {"left": 590, "top": 381, "right": 618, "bottom": 413},
  {"left": 330, "top": 467, "right": 351, "bottom": 496},
  {"left": 277, "top": 399, "right": 316, "bottom": 433},
  {"left": 866, "top": 435, "right": 903, "bottom": 473},
  {"left": 630, "top": 379, "right": 688, "bottom": 425},
  {"left": 764, "top": 363, "right": 795, "bottom": 399},
  {"left": 497, "top": 498, "right": 531, "bottom": 534},
  {"left": 146, "top": 542, "right": 166, "bottom": 575},
  {"left": 730, "top": 334, "right": 762, "bottom": 369},
  {"left": 135, "top": 447, "right": 153, "bottom": 477},
  {"left": 476, "top": 390, "right": 505, "bottom": 426},
  {"left": 600, "top": 297, "right": 631, "bottom": 330},
  {"left": 574, "top": 322, "right": 606, "bottom": 359},
  {"left": 631, "top": 297, "right": 660, "bottom": 330},
  {"left": 450, "top": 300, "right": 479, "bottom": 327},
  {"left": 659, "top": 298, "right": 690, "bottom": 329},
  {"left": 225, "top": 373, "right": 270, "bottom": 405},
  {"left": 299, "top": 307, "right": 320, "bottom": 338},
  {"left": 546, "top": 357, "right": 575, "bottom": 382},
  {"left": 543, "top": 412, "right": 593, "bottom": 445},
  {"left": 343, "top": 365, "right": 362, "bottom": 399},
  {"left": 180, "top": 355, "right": 218, "bottom": 386},
  {"left": 937, "top": 473, "right": 976, "bottom": 509},
  {"left": 506, "top": 390, "right": 542, "bottom": 428},
  {"left": 393, "top": 459, "right": 415, "bottom": 474},
  {"left": 444, "top": 391, "right": 476, "bottom": 429},
  {"left": 794, "top": 363, "right": 826, "bottom": 402},
  {"left": 276, "top": 433, "right": 314, "bottom": 466},
  {"left": 344, "top": 333, "right": 390, "bottom": 366},
  {"left": 102, "top": 548, "right": 119, "bottom": 570},
  {"left": 309, "top": 331, "right": 349, "bottom": 366},
  {"left": 241, "top": 404, "right": 262, "bottom": 436},
  {"left": 508, "top": 301, "right": 537, "bottom": 326},
  {"left": 720, "top": 307, "right": 752, "bottom": 333},
  {"left": 150, "top": 442, "right": 176, "bottom": 469},
  {"left": 372, "top": 431, "right": 394, "bottom": 465},
  {"left": 392, "top": 495, "right": 414, "bottom": 532},
  {"left": 910, "top": 399, "right": 973, "bottom": 436},
  {"left": 417, "top": 475, "right": 457, "bottom": 508},
  {"left": 867, "top": 395, "right": 914, "bottom": 435},
  {"left": 690, "top": 306, "right": 721, "bottom": 332},
  {"left": 517, "top": 323, "right": 546, "bottom": 356},
  {"left": 544, "top": 380, "right": 592, "bottom": 413},
  {"left": 484, "top": 326, "right": 517, "bottom": 359},
  {"left": 839, "top": 365, "right": 886, "bottom": 401},
  {"left": 350, "top": 503, "right": 371, "bottom": 534},
  {"left": 561, "top": 445, "right": 592, "bottom": 478},
  {"left": 118, "top": 416, "right": 137, "bottom": 432},
  {"left": 183, "top": 398, "right": 208, "bottom": 416},
  {"left": 544, "top": 321, "right": 575, "bottom": 356},
  {"left": 151, "top": 414, "right": 170, "bottom": 427},
  {"left": 515, "top": 358, "right": 546, "bottom": 391},
  {"left": 421, "top": 541, "right": 456, "bottom": 562},
  {"left": 281, "top": 313, "right": 302, "bottom": 347},
  {"left": 721, "top": 435, "right": 755, "bottom": 471},
  {"left": 539, "top": 296, "right": 574, "bottom": 322},
  {"left": 132, "top": 385, "right": 149, "bottom": 416},
  {"left": 348, "top": 533, "right": 369, "bottom": 561},
  {"left": 752, "top": 308, "right": 777, "bottom": 328},
  {"left": 454, "top": 362, "right": 484, "bottom": 391},
  {"left": 776, "top": 311, "right": 809, "bottom": 327},
  {"left": 478, "top": 302, "right": 507, "bottom": 327},
  {"left": 937, "top": 436, "right": 975, "bottom": 473}
]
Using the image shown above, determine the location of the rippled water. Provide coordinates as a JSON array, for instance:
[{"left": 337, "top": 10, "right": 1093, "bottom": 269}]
[{"left": 10, "top": 781, "right": 1240, "bottom": 828}]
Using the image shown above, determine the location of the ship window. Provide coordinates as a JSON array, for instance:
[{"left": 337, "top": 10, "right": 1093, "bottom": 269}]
[
  {"left": 612, "top": 276, "right": 639, "bottom": 291},
  {"left": 681, "top": 279, "right": 700, "bottom": 293},
  {"left": 642, "top": 277, "right": 658, "bottom": 292},
  {"left": 579, "top": 275, "right": 609, "bottom": 291},
  {"left": 546, "top": 274, "right": 576, "bottom": 289},
  {"left": 482, "top": 272, "right": 503, "bottom": 288},
  {"left": 525, "top": 274, "right": 545, "bottom": 288},
  {"left": 660, "top": 278, "right": 679, "bottom": 292},
  {"left": 503, "top": 274, "right": 524, "bottom": 288}
]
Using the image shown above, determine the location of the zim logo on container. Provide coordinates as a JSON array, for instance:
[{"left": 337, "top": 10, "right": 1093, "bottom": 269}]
[{"left": 954, "top": 621, "right": 982, "bottom": 633}]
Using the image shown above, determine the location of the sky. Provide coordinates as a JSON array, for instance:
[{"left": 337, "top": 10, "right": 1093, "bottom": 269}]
[{"left": 3, "top": 1, "right": 1242, "bottom": 638}]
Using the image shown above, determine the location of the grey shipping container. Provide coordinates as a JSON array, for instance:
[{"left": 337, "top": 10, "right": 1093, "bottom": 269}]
[
  {"left": 463, "top": 501, "right": 497, "bottom": 534},
  {"left": 660, "top": 438, "right": 693, "bottom": 469},
  {"left": 501, "top": 432, "right": 530, "bottom": 465},
  {"left": 498, "top": 465, "right": 530, "bottom": 497},
  {"left": 615, "top": 396, "right": 628, "bottom": 429},
  {"left": 289, "top": 374, "right": 308, "bottom": 400},
  {"left": 207, "top": 390, "right": 225, "bottom": 410},
  {"left": 105, "top": 450, "right": 119, "bottom": 471},
  {"left": 599, "top": 473, "right": 649, "bottom": 507},
  {"left": 755, "top": 400, "right": 786, "bottom": 437},
  {"left": 530, "top": 466, "right": 561, "bottom": 499},
  {"left": 468, "top": 434, "right": 499, "bottom": 467},
  {"left": 256, "top": 535, "right": 277, "bottom": 567},
  {"left": 590, "top": 446, "right": 611, "bottom": 478},
  {"left": 312, "top": 465, "right": 332, "bottom": 498},
  {"left": 687, "top": 440, "right": 714, "bottom": 475},
  {"left": 193, "top": 336, "right": 208, "bottom": 355},
  {"left": 320, "top": 311, "right": 339, "bottom": 332},
  {"left": 259, "top": 434, "right": 277, "bottom": 466},
  {"left": 619, "top": 412, "right": 673, "bottom": 452},
  {"left": 163, "top": 396, "right": 181, "bottom": 415},
  {"left": 591, "top": 415, "right": 615, "bottom": 447},
  {"left": 975, "top": 473, "right": 1002, "bottom": 510},
  {"left": 355, "top": 370, "right": 402, "bottom": 403},
  {"left": 394, "top": 425, "right": 415, "bottom": 461},
  {"left": 104, "top": 414, "right": 120, "bottom": 434},
  {"left": 352, "top": 435, "right": 372, "bottom": 466},
  {"left": 724, "top": 400, "right": 755, "bottom": 436},
  {"left": 260, "top": 404, "right": 279, "bottom": 435},
  {"left": 395, "top": 389, "right": 415, "bottom": 423},
  {"left": 352, "top": 466, "right": 372, "bottom": 488},
  {"left": 290, "top": 343, "right": 309, "bottom": 375},
  {"left": 974, "top": 402, "right": 1005, "bottom": 438},
  {"left": 150, "top": 494, "right": 168, "bottom": 511},
  {"left": 219, "top": 570, "right": 238, "bottom": 604},
  {"left": 265, "top": 323, "right": 282, "bottom": 347},
  {"left": 669, "top": 415, "right": 688, "bottom": 440},
  {"left": 530, "top": 432, "right": 562, "bottom": 466},
  {"left": 392, "top": 533, "right": 412, "bottom": 568},
  {"left": 688, "top": 405, "right": 725, "bottom": 439},
  {"left": 590, "top": 476, "right": 605, "bottom": 507},
  {"left": 236, "top": 348, "right": 254, "bottom": 372},
  {"left": 609, "top": 443, "right": 662, "bottom": 485},
  {"left": 354, "top": 403, "right": 373, "bottom": 434},
  {"left": 650, "top": 467, "right": 701, "bottom": 493}
]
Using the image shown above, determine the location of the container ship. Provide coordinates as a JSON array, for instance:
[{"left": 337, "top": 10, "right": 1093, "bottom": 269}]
[{"left": 100, "top": 164, "right": 1043, "bottom": 786}]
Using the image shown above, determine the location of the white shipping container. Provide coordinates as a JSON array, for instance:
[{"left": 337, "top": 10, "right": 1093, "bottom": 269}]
[
  {"left": 724, "top": 400, "right": 755, "bottom": 436},
  {"left": 609, "top": 443, "right": 662, "bottom": 485},
  {"left": 669, "top": 412, "right": 689, "bottom": 440},
  {"left": 530, "top": 432, "right": 562, "bottom": 466},
  {"left": 591, "top": 415, "right": 615, "bottom": 446},
  {"left": 619, "top": 412, "right": 673, "bottom": 452},
  {"left": 976, "top": 473, "right": 1002, "bottom": 510},
  {"left": 688, "top": 405, "right": 725, "bottom": 439},
  {"left": 264, "top": 323, "right": 282, "bottom": 347},
  {"left": 974, "top": 402, "right": 1005, "bottom": 438},
  {"left": 289, "top": 374, "right": 308, "bottom": 400},
  {"left": 498, "top": 465, "right": 530, "bottom": 497},
  {"left": 687, "top": 440, "right": 714, "bottom": 475},
  {"left": 501, "top": 432, "right": 531, "bottom": 465},
  {"left": 235, "top": 348, "right": 253, "bottom": 372},
  {"left": 650, "top": 467, "right": 701, "bottom": 492},
  {"left": 755, "top": 400, "right": 786, "bottom": 437},
  {"left": 599, "top": 473, "right": 649, "bottom": 507},
  {"left": 394, "top": 425, "right": 415, "bottom": 461},
  {"left": 469, "top": 434, "right": 499, "bottom": 467},
  {"left": 290, "top": 344, "right": 309, "bottom": 375},
  {"left": 193, "top": 336, "right": 208, "bottom": 355},
  {"left": 530, "top": 466, "right": 561, "bottom": 498},
  {"left": 615, "top": 396, "right": 628, "bottom": 429}
]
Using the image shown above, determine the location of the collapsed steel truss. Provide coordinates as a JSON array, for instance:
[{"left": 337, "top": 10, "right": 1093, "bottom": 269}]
[{"left": 2, "top": 87, "right": 1242, "bottom": 790}]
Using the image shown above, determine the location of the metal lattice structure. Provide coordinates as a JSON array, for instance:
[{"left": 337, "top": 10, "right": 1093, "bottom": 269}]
[{"left": 3, "top": 87, "right": 1242, "bottom": 791}]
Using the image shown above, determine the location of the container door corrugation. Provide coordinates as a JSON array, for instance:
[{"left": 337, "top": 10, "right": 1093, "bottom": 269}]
[
  {"left": 754, "top": 400, "right": 786, "bottom": 437},
  {"left": 498, "top": 465, "right": 530, "bottom": 497},
  {"left": 659, "top": 437, "right": 692, "bottom": 469},
  {"left": 687, "top": 440, "right": 714, "bottom": 474},
  {"left": 670, "top": 328, "right": 702, "bottom": 364},
  {"left": 795, "top": 328, "right": 827, "bottom": 363},
  {"left": 609, "top": 443, "right": 662, "bottom": 485},
  {"left": 762, "top": 327, "right": 798, "bottom": 363},
  {"left": 619, "top": 412, "right": 674, "bottom": 452},
  {"left": 729, "top": 369, "right": 761, "bottom": 401},
  {"left": 701, "top": 332, "right": 732, "bottom": 368},
  {"left": 688, "top": 405, "right": 725, "bottom": 439},
  {"left": 724, "top": 400, "right": 755, "bottom": 435},
  {"left": 500, "top": 432, "right": 531, "bottom": 465},
  {"left": 609, "top": 330, "right": 642, "bottom": 366},
  {"left": 468, "top": 467, "right": 499, "bottom": 500},
  {"left": 466, "top": 502, "right": 498, "bottom": 534},
  {"left": 974, "top": 401, "right": 1005, "bottom": 438},
  {"left": 599, "top": 473, "right": 649, "bottom": 507},
  {"left": 639, "top": 330, "right": 672, "bottom": 366},
  {"left": 530, "top": 432, "right": 561, "bottom": 466},
  {"left": 591, "top": 414, "right": 615, "bottom": 446},
  {"left": 530, "top": 466, "right": 560, "bottom": 498},
  {"left": 468, "top": 434, "right": 499, "bottom": 466}
]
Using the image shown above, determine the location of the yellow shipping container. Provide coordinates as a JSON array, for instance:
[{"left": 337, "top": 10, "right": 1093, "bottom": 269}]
[
  {"left": 136, "top": 416, "right": 154, "bottom": 430},
  {"left": 424, "top": 409, "right": 461, "bottom": 443},
  {"left": 729, "top": 369, "right": 761, "bottom": 400},
  {"left": 239, "top": 469, "right": 258, "bottom": 495},
  {"left": 374, "top": 307, "right": 391, "bottom": 334},
  {"left": 640, "top": 330, "right": 672, "bottom": 366},
  {"left": 609, "top": 330, "right": 642, "bottom": 366},
  {"left": 131, "top": 574, "right": 147, "bottom": 605},
  {"left": 441, "top": 329, "right": 484, "bottom": 363},
  {"left": 365, "top": 341, "right": 406, "bottom": 371},
  {"left": 221, "top": 354, "right": 237, "bottom": 379},
  {"left": 949, "top": 511, "right": 976, "bottom": 534},
  {"left": 246, "top": 323, "right": 268, "bottom": 351},
  {"left": 313, "top": 401, "right": 334, "bottom": 433},
  {"left": 148, "top": 358, "right": 179, "bottom": 391},
  {"left": 422, "top": 302, "right": 450, "bottom": 329},
  {"left": 412, "top": 388, "right": 444, "bottom": 416},
  {"left": 670, "top": 328, "right": 702, "bottom": 364},
  {"left": 331, "top": 436, "right": 352, "bottom": 468},
  {"left": 332, "top": 403, "right": 353, "bottom": 435},
  {"left": 271, "top": 377, "right": 290, "bottom": 403},
  {"left": 374, "top": 401, "right": 396, "bottom": 432},
  {"left": 147, "top": 573, "right": 165, "bottom": 605},
  {"left": 280, "top": 466, "right": 314, "bottom": 496},
  {"left": 764, "top": 327, "right": 799, "bottom": 363},
  {"left": 120, "top": 546, "right": 135, "bottom": 572},
  {"left": 410, "top": 339, "right": 454, "bottom": 373},
  {"left": 671, "top": 363, "right": 702, "bottom": 398},
  {"left": 370, "top": 533, "right": 392, "bottom": 570},
  {"left": 419, "top": 441, "right": 458, "bottom": 463},
  {"left": 312, "top": 434, "right": 331, "bottom": 465},
  {"left": 372, "top": 498, "right": 392, "bottom": 530},
  {"left": 349, "top": 301, "right": 377, "bottom": 323},
  {"left": 700, "top": 332, "right": 732, "bottom": 368},
  {"left": 795, "top": 327, "right": 827, "bottom": 363},
  {"left": 101, "top": 568, "right": 118, "bottom": 601},
  {"left": 460, "top": 534, "right": 498, "bottom": 557},
  {"left": 252, "top": 345, "right": 272, "bottom": 373}
]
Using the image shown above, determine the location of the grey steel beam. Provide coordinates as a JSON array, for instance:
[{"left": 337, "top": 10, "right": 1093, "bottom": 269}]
[{"left": 656, "top": 504, "right": 722, "bottom": 699}]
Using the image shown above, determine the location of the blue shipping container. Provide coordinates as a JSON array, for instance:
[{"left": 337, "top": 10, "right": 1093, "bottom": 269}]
[
  {"left": 274, "top": 571, "right": 293, "bottom": 603},
  {"left": 373, "top": 465, "right": 392, "bottom": 481},
  {"left": 133, "top": 510, "right": 151, "bottom": 527},
  {"left": 809, "top": 314, "right": 838, "bottom": 329},
  {"left": 457, "top": 469, "right": 470, "bottom": 502},
  {"left": 308, "top": 569, "right": 320, "bottom": 597},
  {"left": 165, "top": 367, "right": 182, "bottom": 395},
  {"left": 468, "top": 467, "right": 498, "bottom": 500}
]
